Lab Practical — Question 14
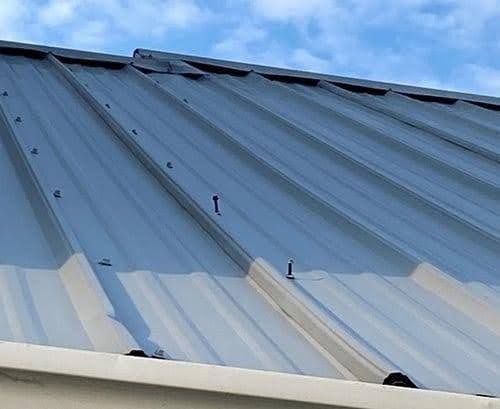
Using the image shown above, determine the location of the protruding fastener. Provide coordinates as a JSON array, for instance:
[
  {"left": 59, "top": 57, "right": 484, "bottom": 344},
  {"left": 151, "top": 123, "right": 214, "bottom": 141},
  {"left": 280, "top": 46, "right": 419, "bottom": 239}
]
[
  {"left": 166, "top": 162, "right": 173, "bottom": 169},
  {"left": 105, "top": 103, "right": 111, "bottom": 109},
  {"left": 286, "top": 259, "right": 295, "bottom": 279},
  {"left": 53, "top": 189, "right": 62, "bottom": 198},
  {"left": 131, "top": 129, "right": 138, "bottom": 135},
  {"left": 212, "top": 194, "right": 221, "bottom": 215},
  {"left": 98, "top": 258, "right": 112, "bottom": 266},
  {"left": 183, "top": 98, "right": 189, "bottom": 104},
  {"left": 15, "top": 116, "right": 22, "bottom": 123},
  {"left": 30, "top": 147, "right": 39, "bottom": 155},
  {"left": 2, "top": 91, "right": 8, "bottom": 97}
]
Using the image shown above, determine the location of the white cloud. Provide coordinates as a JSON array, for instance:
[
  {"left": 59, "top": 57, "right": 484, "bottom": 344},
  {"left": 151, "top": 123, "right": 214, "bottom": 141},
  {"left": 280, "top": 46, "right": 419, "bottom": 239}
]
[
  {"left": 25, "top": 0, "right": 211, "bottom": 48},
  {"left": 290, "top": 49, "right": 331, "bottom": 73},
  {"left": 0, "top": 0, "right": 498, "bottom": 96},
  {"left": 248, "top": 0, "right": 339, "bottom": 21},
  {"left": 68, "top": 20, "right": 108, "bottom": 47},
  {"left": 246, "top": 0, "right": 500, "bottom": 49},
  {"left": 92, "top": 0, "right": 210, "bottom": 36},
  {"left": 410, "top": 0, "right": 500, "bottom": 47},
  {"left": 239, "top": 0, "right": 500, "bottom": 95},
  {"left": 0, "top": 0, "right": 31, "bottom": 40},
  {"left": 160, "top": 0, "right": 206, "bottom": 28},
  {"left": 457, "top": 64, "right": 500, "bottom": 96},
  {"left": 38, "top": 0, "right": 79, "bottom": 26},
  {"left": 212, "top": 23, "right": 289, "bottom": 68},
  {"left": 214, "top": 23, "right": 267, "bottom": 56}
]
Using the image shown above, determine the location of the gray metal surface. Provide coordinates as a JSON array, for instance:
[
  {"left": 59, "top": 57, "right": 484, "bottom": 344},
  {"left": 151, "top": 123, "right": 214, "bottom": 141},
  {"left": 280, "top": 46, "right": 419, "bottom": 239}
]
[
  {"left": 0, "top": 54, "right": 349, "bottom": 379},
  {"left": 0, "top": 43, "right": 498, "bottom": 396},
  {"left": 135, "top": 48, "right": 500, "bottom": 108}
]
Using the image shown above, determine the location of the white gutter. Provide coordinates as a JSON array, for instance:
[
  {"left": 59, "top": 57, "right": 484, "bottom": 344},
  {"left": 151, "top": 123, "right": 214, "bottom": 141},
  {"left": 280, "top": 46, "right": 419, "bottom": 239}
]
[{"left": 0, "top": 342, "right": 497, "bottom": 409}]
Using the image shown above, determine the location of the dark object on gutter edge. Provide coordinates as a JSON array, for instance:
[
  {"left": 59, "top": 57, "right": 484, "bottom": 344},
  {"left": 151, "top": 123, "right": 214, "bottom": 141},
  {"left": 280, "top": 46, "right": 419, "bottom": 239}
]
[
  {"left": 125, "top": 349, "right": 169, "bottom": 360},
  {"left": 383, "top": 372, "right": 418, "bottom": 388}
]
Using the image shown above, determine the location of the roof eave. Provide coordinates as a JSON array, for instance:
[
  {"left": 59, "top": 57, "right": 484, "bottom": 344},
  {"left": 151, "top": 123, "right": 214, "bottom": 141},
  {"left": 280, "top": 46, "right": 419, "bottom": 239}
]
[{"left": 0, "top": 342, "right": 496, "bottom": 409}]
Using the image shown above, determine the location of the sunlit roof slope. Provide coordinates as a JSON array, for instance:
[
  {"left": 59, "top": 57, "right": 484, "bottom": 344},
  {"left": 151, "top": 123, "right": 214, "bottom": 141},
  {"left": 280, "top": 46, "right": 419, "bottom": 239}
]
[{"left": 0, "top": 40, "right": 498, "bottom": 396}]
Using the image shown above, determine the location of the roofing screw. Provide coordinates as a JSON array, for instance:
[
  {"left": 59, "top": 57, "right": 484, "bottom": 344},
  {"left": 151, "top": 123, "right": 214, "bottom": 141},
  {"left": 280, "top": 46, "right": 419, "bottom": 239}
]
[
  {"left": 105, "top": 103, "right": 111, "bottom": 109},
  {"left": 30, "top": 147, "right": 39, "bottom": 155},
  {"left": 98, "top": 258, "right": 112, "bottom": 266},
  {"left": 53, "top": 189, "right": 62, "bottom": 198},
  {"left": 15, "top": 116, "right": 22, "bottom": 123},
  {"left": 2, "top": 91, "right": 8, "bottom": 97},
  {"left": 286, "top": 259, "right": 295, "bottom": 279},
  {"left": 212, "top": 194, "right": 221, "bottom": 215},
  {"left": 166, "top": 161, "right": 173, "bottom": 169},
  {"left": 131, "top": 129, "right": 138, "bottom": 135}
]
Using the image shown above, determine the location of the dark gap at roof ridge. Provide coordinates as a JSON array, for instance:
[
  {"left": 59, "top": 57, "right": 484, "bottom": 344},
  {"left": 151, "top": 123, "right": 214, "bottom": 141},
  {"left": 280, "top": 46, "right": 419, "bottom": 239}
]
[{"left": 0, "top": 39, "right": 498, "bottom": 109}]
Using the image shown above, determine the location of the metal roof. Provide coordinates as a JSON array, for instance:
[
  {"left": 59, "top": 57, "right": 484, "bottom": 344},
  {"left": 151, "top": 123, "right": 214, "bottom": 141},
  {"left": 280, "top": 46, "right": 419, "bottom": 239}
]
[{"left": 0, "top": 40, "right": 498, "bottom": 396}]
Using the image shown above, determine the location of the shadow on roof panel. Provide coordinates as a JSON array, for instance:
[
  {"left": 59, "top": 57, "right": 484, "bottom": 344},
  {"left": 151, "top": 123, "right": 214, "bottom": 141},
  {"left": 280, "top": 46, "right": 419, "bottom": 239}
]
[
  {"left": 0, "top": 54, "right": 352, "bottom": 380},
  {"left": 0, "top": 45, "right": 499, "bottom": 397}
]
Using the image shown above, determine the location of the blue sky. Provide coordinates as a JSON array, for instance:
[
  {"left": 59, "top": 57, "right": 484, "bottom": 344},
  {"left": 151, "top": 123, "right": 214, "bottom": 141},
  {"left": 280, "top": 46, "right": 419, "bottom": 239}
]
[{"left": 1, "top": 0, "right": 499, "bottom": 96}]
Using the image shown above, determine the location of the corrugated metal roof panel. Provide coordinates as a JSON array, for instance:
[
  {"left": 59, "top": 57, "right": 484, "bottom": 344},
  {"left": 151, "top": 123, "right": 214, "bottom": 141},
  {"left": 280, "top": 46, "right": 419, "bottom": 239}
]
[
  {"left": 134, "top": 48, "right": 500, "bottom": 108},
  {"left": 0, "top": 54, "right": 354, "bottom": 379},
  {"left": 0, "top": 42, "right": 498, "bottom": 397}
]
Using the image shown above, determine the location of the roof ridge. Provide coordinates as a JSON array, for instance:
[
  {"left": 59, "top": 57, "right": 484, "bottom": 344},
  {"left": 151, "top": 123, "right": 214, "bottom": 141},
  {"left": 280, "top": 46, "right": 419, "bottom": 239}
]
[{"left": 0, "top": 40, "right": 498, "bottom": 107}]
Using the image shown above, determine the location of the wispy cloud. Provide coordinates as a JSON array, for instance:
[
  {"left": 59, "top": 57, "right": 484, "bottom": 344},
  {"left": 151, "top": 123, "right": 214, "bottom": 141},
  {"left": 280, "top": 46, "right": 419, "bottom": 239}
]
[
  {"left": 9, "top": 0, "right": 212, "bottom": 48},
  {"left": 247, "top": 0, "right": 340, "bottom": 22},
  {"left": 237, "top": 0, "right": 500, "bottom": 95},
  {"left": 67, "top": 20, "right": 108, "bottom": 48},
  {"left": 212, "top": 21, "right": 292, "bottom": 68},
  {"left": 0, "top": 0, "right": 498, "bottom": 96},
  {"left": 213, "top": 23, "right": 267, "bottom": 57},
  {"left": 0, "top": 0, "right": 31, "bottom": 41},
  {"left": 290, "top": 49, "right": 331, "bottom": 73},
  {"left": 456, "top": 64, "right": 500, "bottom": 95},
  {"left": 38, "top": 0, "right": 79, "bottom": 27}
]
